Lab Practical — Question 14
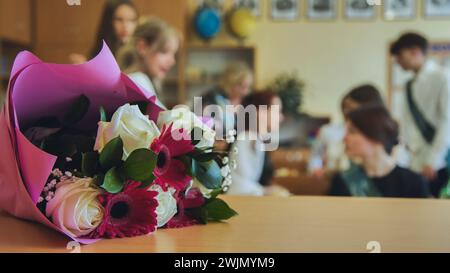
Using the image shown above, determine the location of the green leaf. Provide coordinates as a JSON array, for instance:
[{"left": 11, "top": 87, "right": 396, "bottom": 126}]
[
  {"left": 123, "top": 149, "right": 157, "bottom": 182},
  {"left": 209, "top": 188, "right": 224, "bottom": 199},
  {"left": 138, "top": 173, "right": 157, "bottom": 189},
  {"left": 99, "top": 106, "right": 107, "bottom": 122},
  {"left": 204, "top": 198, "right": 238, "bottom": 221},
  {"left": 99, "top": 137, "right": 124, "bottom": 171},
  {"left": 101, "top": 167, "right": 124, "bottom": 193},
  {"left": 185, "top": 207, "right": 208, "bottom": 225},
  {"left": 81, "top": 152, "right": 99, "bottom": 177},
  {"left": 192, "top": 159, "right": 222, "bottom": 189},
  {"left": 63, "top": 95, "right": 90, "bottom": 126}
]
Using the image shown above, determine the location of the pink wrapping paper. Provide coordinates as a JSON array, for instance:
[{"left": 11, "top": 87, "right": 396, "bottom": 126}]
[{"left": 0, "top": 42, "right": 163, "bottom": 244}]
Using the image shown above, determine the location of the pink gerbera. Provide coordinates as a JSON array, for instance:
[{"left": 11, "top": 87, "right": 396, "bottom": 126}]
[
  {"left": 90, "top": 181, "right": 158, "bottom": 239},
  {"left": 150, "top": 124, "right": 194, "bottom": 191}
]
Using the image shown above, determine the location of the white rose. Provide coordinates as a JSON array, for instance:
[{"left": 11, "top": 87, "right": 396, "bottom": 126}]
[
  {"left": 157, "top": 106, "right": 216, "bottom": 149},
  {"left": 46, "top": 178, "right": 104, "bottom": 238},
  {"left": 94, "top": 104, "right": 160, "bottom": 160},
  {"left": 221, "top": 165, "right": 231, "bottom": 178},
  {"left": 148, "top": 184, "right": 177, "bottom": 228}
]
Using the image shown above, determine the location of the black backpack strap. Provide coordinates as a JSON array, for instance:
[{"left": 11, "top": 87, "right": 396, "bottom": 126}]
[{"left": 406, "top": 79, "right": 436, "bottom": 144}]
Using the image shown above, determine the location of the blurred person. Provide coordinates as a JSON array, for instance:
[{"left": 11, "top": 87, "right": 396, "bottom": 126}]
[
  {"left": 308, "top": 85, "right": 388, "bottom": 178},
  {"left": 391, "top": 32, "right": 450, "bottom": 197},
  {"left": 69, "top": 0, "right": 139, "bottom": 64},
  {"left": 199, "top": 62, "right": 254, "bottom": 150},
  {"left": 202, "top": 61, "right": 253, "bottom": 109},
  {"left": 329, "top": 105, "right": 429, "bottom": 198},
  {"left": 228, "top": 91, "right": 289, "bottom": 196},
  {"left": 117, "top": 16, "right": 181, "bottom": 109}
]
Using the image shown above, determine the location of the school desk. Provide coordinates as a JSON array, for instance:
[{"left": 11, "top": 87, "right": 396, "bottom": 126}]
[{"left": 1, "top": 196, "right": 450, "bottom": 253}]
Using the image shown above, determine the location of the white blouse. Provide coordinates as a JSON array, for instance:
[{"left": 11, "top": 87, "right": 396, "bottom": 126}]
[
  {"left": 308, "top": 123, "right": 348, "bottom": 172},
  {"left": 128, "top": 72, "right": 166, "bottom": 109},
  {"left": 228, "top": 131, "right": 266, "bottom": 196},
  {"left": 399, "top": 60, "right": 450, "bottom": 172}
]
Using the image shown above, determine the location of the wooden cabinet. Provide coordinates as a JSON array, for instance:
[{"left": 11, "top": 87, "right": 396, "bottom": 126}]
[
  {"left": 34, "top": 0, "right": 107, "bottom": 62},
  {"left": 35, "top": 0, "right": 104, "bottom": 45},
  {"left": 1, "top": 0, "right": 190, "bottom": 99},
  {"left": 133, "top": 0, "right": 187, "bottom": 33},
  {"left": 33, "top": 0, "right": 187, "bottom": 63},
  {"left": 32, "top": 0, "right": 188, "bottom": 107},
  {"left": 0, "top": 0, "right": 32, "bottom": 45},
  {"left": 270, "top": 148, "right": 332, "bottom": 196},
  {"left": 0, "top": 0, "right": 32, "bottom": 93}
]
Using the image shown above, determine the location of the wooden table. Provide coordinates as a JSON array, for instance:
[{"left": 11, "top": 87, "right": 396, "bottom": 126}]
[{"left": 1, "top": 196, "right": 450, "bottom": 253}]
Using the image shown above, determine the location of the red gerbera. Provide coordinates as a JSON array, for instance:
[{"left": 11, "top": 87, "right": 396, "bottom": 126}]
[
  {"left": 166, "top": 188, "right": 205, "bottom": 229},
  {"left": 150, "top": 123, "right": 194, "bottom": 191},
  {"left": 90, "top": 181, "right": 158, "bottom": 239}
]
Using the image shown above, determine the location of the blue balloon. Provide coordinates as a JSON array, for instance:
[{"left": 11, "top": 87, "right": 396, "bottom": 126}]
[{"left": 194, "top": 7, "right": 221, "bottom": 40}]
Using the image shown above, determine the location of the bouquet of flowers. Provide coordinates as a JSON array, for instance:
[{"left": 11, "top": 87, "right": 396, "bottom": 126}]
[{"left": 0, "top": 43, "right": 236, "bottom": 243}]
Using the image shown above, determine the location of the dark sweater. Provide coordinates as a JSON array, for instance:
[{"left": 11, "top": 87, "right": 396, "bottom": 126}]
[{"left": 329, "top": 166, "right": 430, "bottom": 198}]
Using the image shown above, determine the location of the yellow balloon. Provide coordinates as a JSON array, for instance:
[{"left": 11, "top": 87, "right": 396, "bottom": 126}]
[{"left": 229, "top": 8, "right": 256, "bottom": 39}]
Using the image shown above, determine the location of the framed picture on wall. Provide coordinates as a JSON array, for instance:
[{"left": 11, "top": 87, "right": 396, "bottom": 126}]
[
  {"left": 384, "top": 0, "right": 416, "bottom": 20},
  {"left": 344, "top": 0, "right": 376, "bottom": 20},
  {"left": 234, "top": 0, "right": 262, "bottom": 17},
  {"left": 199, "top": 0, "right": 226, "bottom": 10},
  {"left": 270, "top": 0, "right": 300, "bottom": 21},
  {"left": 307, "top": 0, "right": 337, "bottom": 20},
  {"left": 424, "top": 0, "right": 450, "bottom": 18}
]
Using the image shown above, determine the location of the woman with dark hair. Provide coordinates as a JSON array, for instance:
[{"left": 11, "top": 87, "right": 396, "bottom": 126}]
[
  {"left": 309, "top": 84, "right": 387, "bottom": 177},
  {"left": 328, "top": 105, "right": 429, "bottom": 198},
  {"left": 228, "top": 91, "right": 289, "bottom": 196},
  {"left": 340, "top": 84, "right": 384, "bottom": 114},
  {"left": 69, "top": 0, "right": 138, "bottom": 64}
]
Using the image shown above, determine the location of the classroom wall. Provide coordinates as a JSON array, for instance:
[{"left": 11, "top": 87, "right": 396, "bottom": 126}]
[{"left": 187, "top": 0, "right": 450, "bottom": 122}]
